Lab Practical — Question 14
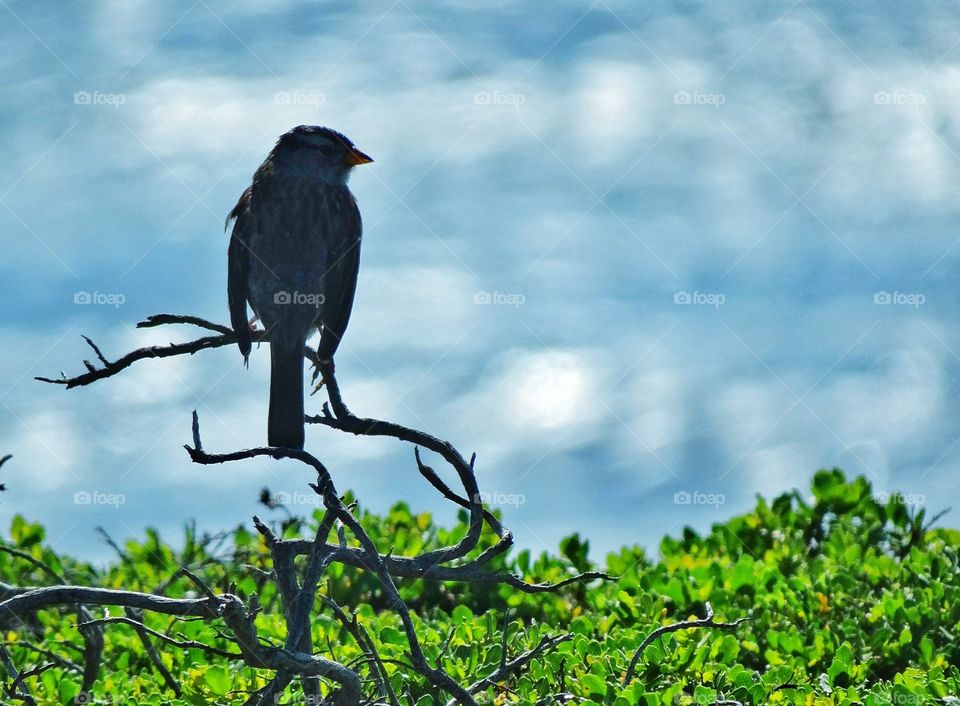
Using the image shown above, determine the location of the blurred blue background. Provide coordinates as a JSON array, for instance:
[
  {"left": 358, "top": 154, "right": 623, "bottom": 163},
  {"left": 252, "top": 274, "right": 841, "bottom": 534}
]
[{"left": 1, "top": 0, "right": 957, "bottom": 563}]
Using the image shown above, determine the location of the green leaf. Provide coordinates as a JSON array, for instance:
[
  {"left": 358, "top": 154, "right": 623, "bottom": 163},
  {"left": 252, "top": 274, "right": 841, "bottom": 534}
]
[
  {"left": 58, "top": 678, "right": 80, "bottom": 704},
  {"left": 694, "top": 685, "right": 717, "bottom": 704},
  {"left": 10, "top": 514, "right": 44, "bottom": 547},
  {"left": 580, "top": 673, "right": 607, "bottom": 696},
  {"left": 828, "top": 644, "right": 854, "bottom": 686},
  {"left": 204, "top": 665, "right": 231, "bottom": 696},
  {"left": 452, "top": 604, "right": 473, "bottom": 623},
  {"left": 560, "top": 533, "right": 591, "bottom": 572},
  {"left": 729, "top": 555, "right": 755, "bottom": 591}
]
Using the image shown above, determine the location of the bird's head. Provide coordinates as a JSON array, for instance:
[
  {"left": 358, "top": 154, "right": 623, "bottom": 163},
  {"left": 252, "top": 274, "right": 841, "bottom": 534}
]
[{"left": 269, "top": 125, "right": 373, "bottom": 184}]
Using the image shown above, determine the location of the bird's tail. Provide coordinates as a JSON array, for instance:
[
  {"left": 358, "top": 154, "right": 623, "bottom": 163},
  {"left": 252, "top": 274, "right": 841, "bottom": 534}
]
[{"left": 268, "top": 339, "right": 305, "bottom": 449}]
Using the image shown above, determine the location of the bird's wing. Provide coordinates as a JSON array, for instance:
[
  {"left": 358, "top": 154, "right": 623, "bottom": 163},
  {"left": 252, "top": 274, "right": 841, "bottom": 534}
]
[
  {"left": 317, "top": 196, "right": 363, "bottom": 364},
  {"left": 227, "top": 187, "right": 253, "bottom": 362}
]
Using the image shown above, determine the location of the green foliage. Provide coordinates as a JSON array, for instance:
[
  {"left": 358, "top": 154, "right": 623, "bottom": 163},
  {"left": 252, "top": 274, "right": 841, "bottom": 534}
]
[{"left": 1, "top": 470, "right": 957, "bottom": 705}]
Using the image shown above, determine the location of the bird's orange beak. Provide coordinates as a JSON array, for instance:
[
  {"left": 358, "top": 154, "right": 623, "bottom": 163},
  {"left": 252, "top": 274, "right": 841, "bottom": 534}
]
[{"left": 345, "top": 147, "right": 373, "bottom": 166}]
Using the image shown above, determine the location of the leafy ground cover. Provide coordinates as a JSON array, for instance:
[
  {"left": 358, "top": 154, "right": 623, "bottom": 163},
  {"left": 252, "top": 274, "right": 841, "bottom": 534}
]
[{"left": 2, "top": 470, "right": 958, "bottom": 705}]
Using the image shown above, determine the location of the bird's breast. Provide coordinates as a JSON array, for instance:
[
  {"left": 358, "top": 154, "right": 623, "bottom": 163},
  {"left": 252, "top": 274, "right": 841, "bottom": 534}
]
[{"left": 244, "top": 177, "right": 360, "bottom": 334}]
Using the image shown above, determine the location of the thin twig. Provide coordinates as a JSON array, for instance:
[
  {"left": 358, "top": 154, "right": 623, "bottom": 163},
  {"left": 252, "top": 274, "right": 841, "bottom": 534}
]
[
  {"left": 124, "top": 607, "right": 181, "bottom": 696},
  {"left": 322, "top": 589, "right": 399, "bottom": 706},
  {"left": 0, "top": 643, "right": 37, "bottom": 706},
  {"left": 76, "top": 615, "right": 240, "bottom": 658},
  {"left": 15, "top": 641, "right": 81, "bottom": 674},
  {"left": 622, "top": 602, "right": 748, "bottom": 686},
  {"left": 455, "top": 633, "right": 573, "bottom": 702}
]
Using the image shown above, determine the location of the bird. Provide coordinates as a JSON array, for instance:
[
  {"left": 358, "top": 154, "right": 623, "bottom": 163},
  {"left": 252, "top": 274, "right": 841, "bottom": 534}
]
[{"left": 226, "top": 126, "right": 372, "bottom": 449}]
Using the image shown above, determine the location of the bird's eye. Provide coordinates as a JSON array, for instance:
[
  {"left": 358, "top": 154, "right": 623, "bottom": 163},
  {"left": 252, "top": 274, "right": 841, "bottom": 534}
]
[{"left": 316, "top": 145, "right": 336, "bottom": 159}]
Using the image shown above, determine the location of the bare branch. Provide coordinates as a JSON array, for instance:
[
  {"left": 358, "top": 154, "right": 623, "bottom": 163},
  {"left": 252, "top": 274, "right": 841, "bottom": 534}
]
[
  {"left": 322, "top": 589, "right": 399, "bottom": 706},
  {"left": 36, "top": 332, "right": 234, "bottom": 388},
  {"left": 308, "top": 363, "right": 485, "bottom": 568},
  {"left": 187, "top": 417, "right": 475, "bottom": 706},
  {"left": 0, "top": 546, "right": 103, "bottom": 692},
  {"left": 0, "top": 585, "right": 226, "bottom": 621},
  {"left": 137, "top": 314, "right": 233, "bottom": 335},
  {"left": 0, "top": 547, "right": 65, "bottom": 584},
  {"left": 76, "top": 615, "right": 240, "bottom": 659},
  {"left": 623, "top": 602, "right": 748, "bottom": 686},
  {"left": 37, "top": 315, "right": 320, "bottom": 390},
  {"left": 122, "top": 607, "right": 182, "bottom": 696},
  {"left": 28, "top": 313, "right": 613, "bottom": 705},
  {"left": 0, "top": 643, "right": 37, "bottom": 706},
  {"left": 15, "top": 641, "right": 81, "bottom": 675},
  {"left": 452, "top": 632, "right": 572, "bottom": 703}
]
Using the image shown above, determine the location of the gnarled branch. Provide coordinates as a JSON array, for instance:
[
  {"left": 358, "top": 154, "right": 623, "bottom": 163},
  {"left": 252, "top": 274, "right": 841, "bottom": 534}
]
[{"left": 22, "top": 313, "right": 611, "bottom": 705}]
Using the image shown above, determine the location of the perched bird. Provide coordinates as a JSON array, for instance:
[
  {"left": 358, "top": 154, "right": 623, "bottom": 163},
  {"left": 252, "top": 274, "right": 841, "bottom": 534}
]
[{"left": 226, "top": 126, "right": 372, "bottom": 449}]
